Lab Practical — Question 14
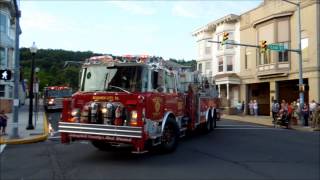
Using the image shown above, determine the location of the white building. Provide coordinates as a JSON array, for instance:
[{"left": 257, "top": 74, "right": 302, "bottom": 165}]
[
  {"left": 193, "top": 14, "right": 241, "bottom": 112},
  {"left": 0, "top": 0, "right": 23, "bottom": 113}
]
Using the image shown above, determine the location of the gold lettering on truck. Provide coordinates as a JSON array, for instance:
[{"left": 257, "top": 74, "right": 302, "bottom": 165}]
[{"left": 92, "top": 96, "right": 115, "bottom": 101}]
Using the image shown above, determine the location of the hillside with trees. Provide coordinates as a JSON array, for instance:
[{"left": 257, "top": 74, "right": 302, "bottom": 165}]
[{"left": 20, "top": 48, "right": 196, "bottom": 92}]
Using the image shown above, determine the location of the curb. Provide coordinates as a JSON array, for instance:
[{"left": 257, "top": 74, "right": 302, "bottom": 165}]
[{"left": 0, "top": 112, "right": 49, "bottom": 145}]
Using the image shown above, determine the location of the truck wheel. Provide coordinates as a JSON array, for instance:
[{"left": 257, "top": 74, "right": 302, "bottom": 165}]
[
  {"left": 91, "top": 141, "right": 113, "bottom": 151},
  {"left": 160, "top": 117, "right": 179, "bottom": 153}
]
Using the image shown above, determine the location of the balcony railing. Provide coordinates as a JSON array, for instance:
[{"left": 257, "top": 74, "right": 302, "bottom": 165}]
[{"left": 257, "top": 61, "right": 290, "bottom": 79}]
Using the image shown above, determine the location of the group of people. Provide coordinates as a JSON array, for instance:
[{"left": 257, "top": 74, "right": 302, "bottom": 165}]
[
  {"left": 236, "top": 100, "right": 258, "bottom": 116},
  {"left": 248, "top": 100, "right": 259, "bottom": 116},
  {"left": 271, "top": 99, "right": 320, "bottom": 129}
]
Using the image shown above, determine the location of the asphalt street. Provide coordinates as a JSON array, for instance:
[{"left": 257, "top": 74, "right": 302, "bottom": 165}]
[{"left": 0, "top": 111, "right": 319, "bottom": 180}]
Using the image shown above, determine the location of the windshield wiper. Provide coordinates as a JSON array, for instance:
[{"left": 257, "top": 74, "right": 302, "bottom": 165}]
[{"left": 107, "top": 85, "right": 131, "bottom": 94}]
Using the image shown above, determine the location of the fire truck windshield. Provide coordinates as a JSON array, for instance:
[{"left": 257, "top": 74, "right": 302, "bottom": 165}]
[{"left": 81, "top": 65, "right": 144, "bottom": 92}]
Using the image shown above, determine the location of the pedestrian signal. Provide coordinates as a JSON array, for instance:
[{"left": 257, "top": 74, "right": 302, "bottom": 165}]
[{"left": 0, "top": 69, "right": 12, "bottom": 80}]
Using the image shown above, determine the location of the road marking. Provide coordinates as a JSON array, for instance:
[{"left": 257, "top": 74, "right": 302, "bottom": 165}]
[
  {"left": 219, "top": 125, "right": 266, "bottom": 127},
  {"left": 216, "top": 127, "right": 277, "bottom": 130},
  {"left": 48, "top": 136, "right": 61, "bottom": 140},
  {"left": 0, "top": 144, "right": 6, "bottom": 154}
]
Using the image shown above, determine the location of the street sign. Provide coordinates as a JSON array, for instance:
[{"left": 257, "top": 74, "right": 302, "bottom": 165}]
[
  {"left": 268, "top": 43, "right": 286, "bottom": 52},
  {"left": 0, "top": 69, "right": 12, "bottom": 80}
]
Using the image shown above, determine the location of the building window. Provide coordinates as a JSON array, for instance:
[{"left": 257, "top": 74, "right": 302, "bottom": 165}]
[
  {"left": 218, "top": 57, "right": 223, "bottom": 72},
  {"left": 277, "top": 19, "right": 290, "bottom": 63},
  {"left": 258, "top": 22, "right": 274, "bottom": 65},
  {"left": 245, "top": 49, "right": 251, "bottom": 69},
  {"left": 226, "top": 56, "right": 233, "bottom": 71},
  {"left": 278, "top": 42, "right": 289, "bottom": 62},
  {"left": 301, "top": 38, "right": 308, "bottom": 60},
  {"left": 205, "top": 62, "right": 211, "bottom": 70},
  {"left": 7, "top": 48, "right": 14, "bottom": 69},
  {"left": 205, "top": 42, "right": 211, "bottom": 55},
  {"left": 0, "top": 13, "right": 8, "bottom": 34},
  {"left": 0, "top": 85, "right": 5, "bottom": 97},
  {"left": 226, "top": 32, "right": 234, "bottom": 49},
  {"left": 259, "top": 50, "right": 270, "bottom": 65},
  {"left": 0, "top": 47, "right": 6, "bottom": 67},
  {"left": 198, "top": 63, "right": 202, "bottom": 73}
]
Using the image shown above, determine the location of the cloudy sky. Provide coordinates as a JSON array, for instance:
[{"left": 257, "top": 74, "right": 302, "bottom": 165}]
[{"left": 19, "top": 0, "right": 262, "bottom": 60}]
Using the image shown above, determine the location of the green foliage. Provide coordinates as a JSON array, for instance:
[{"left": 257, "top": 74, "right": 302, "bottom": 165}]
[
  {"left": 168, "top": 58, "right": 197, "bottom": 71},
  {"left": 20, "top": 48, "right": 100, "bottom": 91},
  {"left": 20, "top": 48, "right": 196, "bottom": 91}
]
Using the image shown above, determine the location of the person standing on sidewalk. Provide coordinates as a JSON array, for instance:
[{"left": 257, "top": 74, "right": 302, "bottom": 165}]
[
  {"left": 236, "top": 101, "right": 242, "bottom": 115},
  {"left": 249, "top": 100, "right": 254, "bottom": 115},
  {"left": 253, "top": 100, "right": 258, "bottom": 116},
  {"left": 241, "top": 101, "right": 245, "bottom": 115},
  {"left": 312, "top": 103, "right": 320, "bottom": 131},
  {"left": 0, "top": 110, "right": 8, "bottom": 135},
  {"left": 302, "top": 103, "right": 309, "bottom": 126},
  {"left": 309, "top": 100, "right": 317, "bottom": 126},
  {"left": 271, "top": 100, "right": 280, "bottom": 123}
]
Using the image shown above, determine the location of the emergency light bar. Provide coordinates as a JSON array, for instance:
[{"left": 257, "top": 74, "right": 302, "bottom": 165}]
[{"left": 85, "top": 54, "right": 163, "bottom": 66}]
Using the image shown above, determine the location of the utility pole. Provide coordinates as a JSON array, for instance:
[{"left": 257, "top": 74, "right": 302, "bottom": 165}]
[
  {"left": 11, "top": 1, "right": 21, "bottom": 138},
  {"left": 281, "top": 0, "right": 304, "bottom": 120}
]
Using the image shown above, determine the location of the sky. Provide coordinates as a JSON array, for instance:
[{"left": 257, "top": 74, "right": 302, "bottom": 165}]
[{"left": 19, "top": 0, "right": 262, "bottom": 60}]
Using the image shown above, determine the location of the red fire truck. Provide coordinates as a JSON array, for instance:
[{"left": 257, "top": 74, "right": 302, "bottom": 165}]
[
  {"left": 43, "top": 86, "right": 72, "bottom": 111},
  {"left": 59, "top": 55, "right": 220, "bottom": 153}
]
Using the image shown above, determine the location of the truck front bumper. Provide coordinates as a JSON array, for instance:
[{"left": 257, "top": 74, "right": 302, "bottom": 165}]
[{"left": 58, "top": 122, "right": 143, "bottom": 143}]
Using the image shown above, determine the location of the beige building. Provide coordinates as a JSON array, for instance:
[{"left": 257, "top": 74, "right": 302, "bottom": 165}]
[
  {"left": 239, "top": 0, "right": 319, "bottom": 115},
  {"left": 193, "top": 0, "right": 320, "bottom": 115}
]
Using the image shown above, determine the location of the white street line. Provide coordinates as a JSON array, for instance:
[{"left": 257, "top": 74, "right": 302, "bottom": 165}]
[
  {"left": 0, "top": 144, "right": 6, "bottom": 154},
  {"left": 219, "top": 125, "right": 266, "bottom": 127},
  {"left": 48, "top": 136, "right": 61, "bottom": 139},
  {"left": 215, "top": 127, "right": 278, "bottom": 130}
]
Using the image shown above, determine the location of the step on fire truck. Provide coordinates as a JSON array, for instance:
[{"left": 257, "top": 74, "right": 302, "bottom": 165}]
[
  {"left": 59, "top": 55, "right": 220, "bottom": 153},
  {"left": 43, "top": 86, "right": 72, "bottom": 111}
]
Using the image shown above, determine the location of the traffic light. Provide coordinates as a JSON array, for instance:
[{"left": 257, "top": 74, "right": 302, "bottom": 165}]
[
  {"left": 222, "top": 32, "right": 229, "bottom": 45},
  {"left": 0, "top": 69, "right": 12, "bottom": 80},
  {"left": 260, "top": 40, "right": 267, "bottom": 53}
]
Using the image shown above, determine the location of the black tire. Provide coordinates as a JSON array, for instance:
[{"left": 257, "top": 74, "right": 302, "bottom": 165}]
[
  {"left": 91, "top": 141, "right": 114, "bottom": 151},
  {"left": 160, "top": 117, "right": 179, "bottom": 153}
]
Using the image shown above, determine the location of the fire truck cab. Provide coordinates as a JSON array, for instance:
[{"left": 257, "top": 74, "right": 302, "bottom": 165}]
[
  {"left": 43, "top": 86, "right": 72, "bottom": 111},
  {"left": 59, "top": 55, "right": 220, "bottom": 153}
]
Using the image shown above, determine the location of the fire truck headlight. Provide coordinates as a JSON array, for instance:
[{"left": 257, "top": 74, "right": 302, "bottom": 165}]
[
  {"left": 101, "top": 107, "right": 108, "bottom": 114},
  {"left": 48, "top": 98, "right": 55, "bottom": 105},
  {"left": 71, "top": 108, "right": 80, "bottom": 117},
  {"left": 130, "top": 110, "right": 138, "bottom": 126}
]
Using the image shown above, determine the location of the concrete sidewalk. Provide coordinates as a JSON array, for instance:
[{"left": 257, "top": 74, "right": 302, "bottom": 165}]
[
  {"left": 0, "top": 99, "right": 49, "bottom": 145},
  {"left": 222, "top": 114, "right": 316, "bottom": 132}
]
